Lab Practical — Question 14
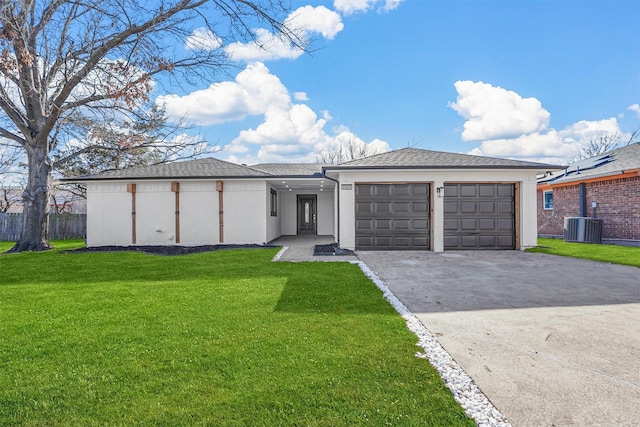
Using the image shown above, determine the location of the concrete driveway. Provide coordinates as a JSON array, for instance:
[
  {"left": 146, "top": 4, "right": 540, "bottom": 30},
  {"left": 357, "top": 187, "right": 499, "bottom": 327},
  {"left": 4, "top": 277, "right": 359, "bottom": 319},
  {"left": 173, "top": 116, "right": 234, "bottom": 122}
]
[{"left": 357, "top": 250, "right": 640, "bottom": 427}]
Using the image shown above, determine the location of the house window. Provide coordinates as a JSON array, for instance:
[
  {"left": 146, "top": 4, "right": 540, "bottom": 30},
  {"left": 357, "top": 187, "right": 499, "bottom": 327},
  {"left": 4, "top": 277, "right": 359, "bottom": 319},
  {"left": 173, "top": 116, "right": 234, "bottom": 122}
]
[
  {"left": 270, "top": 189, "right": 277, "bottom": 216},
  {"left": 543, "top": 190, "right": 554, "bottom": 210}
]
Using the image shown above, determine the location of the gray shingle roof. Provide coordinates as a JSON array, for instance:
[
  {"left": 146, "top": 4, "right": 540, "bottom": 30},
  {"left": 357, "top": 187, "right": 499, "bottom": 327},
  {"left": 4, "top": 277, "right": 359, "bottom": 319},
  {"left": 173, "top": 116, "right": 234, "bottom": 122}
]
[
  {"left": 70, "top": 157, "right": 270, "bottom": 180},
  {"left": 324, "top": 147, "right": 562, "bottom": 170},
  {"left": 250, "top": 163, "right": 323, "bottom": 176},
  {"left": 67, "top": 146, "right": 568, "bottom": 182},
  {"left": 538, "top": 142, "right": 640, "bottom": 184}
]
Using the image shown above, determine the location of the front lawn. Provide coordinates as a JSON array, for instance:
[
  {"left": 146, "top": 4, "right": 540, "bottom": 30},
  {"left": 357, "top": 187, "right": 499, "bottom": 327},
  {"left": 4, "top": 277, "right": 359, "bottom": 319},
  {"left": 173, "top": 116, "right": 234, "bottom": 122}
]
[
  {"left": 0, "top": 242, "right": 473, "bottom": 426},
  {"left": 528, "top": 238, "right": 640, "bottom": 268}
]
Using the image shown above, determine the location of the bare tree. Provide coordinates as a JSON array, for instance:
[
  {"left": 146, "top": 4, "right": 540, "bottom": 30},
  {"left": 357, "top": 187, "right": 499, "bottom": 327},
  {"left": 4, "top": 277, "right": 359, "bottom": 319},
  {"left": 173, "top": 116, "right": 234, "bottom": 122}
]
[
  {"left": 0, "top": 0, "right": 304, "bottom": 252},
  {"left": 316, "top": 137, "right": 378, "bottom": 164},
  {"left": 574, "top": 127, "right": 639, "bottom": 161},
  {"left": 0, "top": 143, "right": 22, "bottom": 212},
  {"left": 53, "top": 104, "right": 213, "bottom": 199},
  {"left": 0, "top": 187, "right": 17, "bottom": 212}
]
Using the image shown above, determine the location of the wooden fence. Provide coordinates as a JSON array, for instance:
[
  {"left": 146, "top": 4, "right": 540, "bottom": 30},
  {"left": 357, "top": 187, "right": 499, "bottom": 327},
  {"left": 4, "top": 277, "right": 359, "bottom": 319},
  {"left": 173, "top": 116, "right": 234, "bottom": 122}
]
[{"left": 0, "top": 213, "right": 86, "bottom": 241}]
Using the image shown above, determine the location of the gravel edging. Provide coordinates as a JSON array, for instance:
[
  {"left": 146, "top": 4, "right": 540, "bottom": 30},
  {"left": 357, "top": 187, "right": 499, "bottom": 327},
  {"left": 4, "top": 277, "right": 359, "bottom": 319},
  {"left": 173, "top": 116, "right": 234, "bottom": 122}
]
[{"left": 352, "top": 260, "right": 511, "bottom": 427}]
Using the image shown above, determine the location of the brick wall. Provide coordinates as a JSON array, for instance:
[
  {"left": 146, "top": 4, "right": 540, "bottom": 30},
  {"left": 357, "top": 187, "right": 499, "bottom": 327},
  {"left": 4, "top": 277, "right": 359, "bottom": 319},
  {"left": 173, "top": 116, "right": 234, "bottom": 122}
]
[{"left": 537, "top": 175, "right": 640, "bottom": 240}]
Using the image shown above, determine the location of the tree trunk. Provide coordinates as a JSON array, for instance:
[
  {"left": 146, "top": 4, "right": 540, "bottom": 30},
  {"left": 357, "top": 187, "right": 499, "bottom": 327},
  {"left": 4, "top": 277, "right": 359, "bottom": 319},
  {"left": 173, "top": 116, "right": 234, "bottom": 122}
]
[{"left": 7, "top": 143, "right": 53, "bottom": 252}]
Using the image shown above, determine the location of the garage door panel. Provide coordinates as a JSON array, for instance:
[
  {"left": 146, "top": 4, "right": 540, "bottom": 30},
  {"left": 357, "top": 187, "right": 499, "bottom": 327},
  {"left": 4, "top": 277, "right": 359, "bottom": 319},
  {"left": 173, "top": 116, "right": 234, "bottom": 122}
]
[
  {"left": 356, "top": 219, "right": 374, "bottom": 231},
  {"left": 460, "top": 235, "right": 478, "bottom": 247},
  {"left": 478, "top": 184, "right": 495, "bottom": 197},
  {"left": 444, "top": 201, "right": 458, "bottom": 213},
  {"left": 355, "top": 183, "right": 430, "bottom": 250},
  {"left": 460, "top": 185, "right": 477, "bottom": 197},
  {"left": 479, "top": 218, "right": 495, "bottom": 230},
  {"left": 497, "top": 218, "right": 514, "bottom": 230},
  {"left": 461, "top": 201, "right": 477, "bottom": 213},
  {"left": 412, "top": 184, "right": 429, "bottom": 196},
  {"left": 444, "top": 218, "right": 458, "bottom": 230},
  {"left": 497, "top": 201, "right": 514, "bottom": 214},
  {"left": 497, "top": 235, "right": 515, "bottom": 247},
  {"left": 394, "top": 202, "right": 410, "bottom": 212},
  {"left": 413, "top": 202, "right": 428, "bottom": 212},
  {"left": 478, "top": 201, "right": 496, "bottom": 214},
  {"left": 376, "top": 201, "right": 392, "bottom": 213},
  {"left": 356, "top": 202, "right": 373, "bottom": 214},
  {"left": 444, "top": 186, "right": 458, "bottom": 197},
  {"left": 413, "top": 219, "right": 429, "bottom": 230},
  {"left": 497, "top": 184, "right": 514, "bottom": 197},
  {"left": 461, "top": 218, "right": 477, "bottom": 230},
  {"left": 444, "top": 183, "right": 515, "bottom": 250},
  {"left": 479, "top": 235, "right": 496, "bottom": 247},
  {"left": 394, "top": 219, "right": 410, "bottom": 230},
  {"left": 374, "top": 219, "right": 391, "bottom": 230}
]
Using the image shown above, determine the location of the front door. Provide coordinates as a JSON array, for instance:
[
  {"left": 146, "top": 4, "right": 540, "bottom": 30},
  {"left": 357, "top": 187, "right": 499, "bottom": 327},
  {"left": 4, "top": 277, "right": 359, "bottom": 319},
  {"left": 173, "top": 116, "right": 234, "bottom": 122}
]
[{"left": 297, "top": 195, "right": 317, "bottom": 235}]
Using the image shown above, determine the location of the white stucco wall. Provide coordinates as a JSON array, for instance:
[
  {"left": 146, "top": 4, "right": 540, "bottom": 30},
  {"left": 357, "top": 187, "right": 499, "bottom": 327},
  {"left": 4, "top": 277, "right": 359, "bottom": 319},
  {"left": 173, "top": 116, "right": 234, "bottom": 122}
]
[
  {"left": 316, "top": 191, "right": 334, "bottom": 236},
  {"left": 136, "top": 182, "right": 176, "bottom": 245},
  {"left": 86, "top": 179, "right": 270, "bottom": 246},
  {"left": 179, "top": 181, "right": 219, "bottom": 245},
  {"left": 222, "top": 180, "right": 267, "bottom": 244},
  {"left": 86, "top": 183, "right": 132, "bottom": 246},
  {"left": 266, "top": 186, "right": 281, "bottom": 242},
  {"left": 332, "top": 169, "right": 541, "bottom": 252}
]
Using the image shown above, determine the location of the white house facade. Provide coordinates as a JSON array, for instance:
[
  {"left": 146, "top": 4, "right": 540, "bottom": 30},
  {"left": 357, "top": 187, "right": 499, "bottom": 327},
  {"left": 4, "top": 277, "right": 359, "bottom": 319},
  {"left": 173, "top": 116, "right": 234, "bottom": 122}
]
[{"left": 71, "top": 148, "right": 561, "bottom": 252}]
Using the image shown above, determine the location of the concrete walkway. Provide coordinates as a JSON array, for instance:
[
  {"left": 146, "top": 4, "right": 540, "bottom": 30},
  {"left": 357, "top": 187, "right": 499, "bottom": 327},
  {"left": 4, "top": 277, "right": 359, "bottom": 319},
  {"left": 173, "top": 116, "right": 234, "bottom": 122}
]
[{"left": 270, "top": 235, "right": 358, "bottom": 262}]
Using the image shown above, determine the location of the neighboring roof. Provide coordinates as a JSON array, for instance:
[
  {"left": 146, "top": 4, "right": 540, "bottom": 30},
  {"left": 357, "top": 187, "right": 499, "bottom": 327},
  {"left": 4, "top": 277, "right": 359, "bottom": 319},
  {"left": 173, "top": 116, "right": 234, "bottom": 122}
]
[
  {"left": 250, "top": 163, "right": 323, "bottom": 177},
  {"left": 538, "top": 142, "right": 640, "bottom": 185},
  {"left": 66, "top": 157, "right": 270, "bottom": 181},
  {"left": 323, "top": 147, "right": 563, "bottom": 170}
]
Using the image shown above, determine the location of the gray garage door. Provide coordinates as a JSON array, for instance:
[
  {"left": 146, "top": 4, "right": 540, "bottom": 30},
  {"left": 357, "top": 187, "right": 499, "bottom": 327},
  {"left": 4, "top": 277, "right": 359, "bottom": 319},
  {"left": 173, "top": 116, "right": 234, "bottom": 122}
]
[
  {"left": 444, "top": 183, "right": 515, "bottom": 250},
  {"left": 355, "top": 183, "right": 430, "bottom": 250}
]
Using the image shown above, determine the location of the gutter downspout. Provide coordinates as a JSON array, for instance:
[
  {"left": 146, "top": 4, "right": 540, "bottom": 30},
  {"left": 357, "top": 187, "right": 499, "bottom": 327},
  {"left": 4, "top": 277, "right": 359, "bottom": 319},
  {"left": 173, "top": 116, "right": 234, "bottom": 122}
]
[
  {"left": 579, "top": 182, "right": 587, "bottom": 217},
  {"left": 323, "top": 170, "right": 340, "bottom": 245}
]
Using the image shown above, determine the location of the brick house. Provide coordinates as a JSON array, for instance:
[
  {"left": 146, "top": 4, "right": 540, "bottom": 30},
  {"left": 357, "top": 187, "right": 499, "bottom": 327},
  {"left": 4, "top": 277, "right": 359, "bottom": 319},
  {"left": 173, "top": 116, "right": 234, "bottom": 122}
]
[{"left": 537, "top": 142, "right": 640, "bottom": 245}]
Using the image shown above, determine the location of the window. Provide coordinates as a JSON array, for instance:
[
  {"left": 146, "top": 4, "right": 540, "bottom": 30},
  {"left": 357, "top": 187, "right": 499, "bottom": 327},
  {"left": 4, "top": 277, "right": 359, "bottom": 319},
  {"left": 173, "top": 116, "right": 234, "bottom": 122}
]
[
  {"left": 270, "top": 189, "right": 277, "bottom": 216},
  {"left": 543, "top": 190, "right": 554, "bottom": 210}
]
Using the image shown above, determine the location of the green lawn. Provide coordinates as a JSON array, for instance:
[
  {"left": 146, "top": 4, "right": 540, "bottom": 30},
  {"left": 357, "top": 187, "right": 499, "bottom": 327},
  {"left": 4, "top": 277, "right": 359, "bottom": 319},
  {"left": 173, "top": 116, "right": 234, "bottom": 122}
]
[
  {"left": 0, "top": 241, "right": 473, "bottom": 426},
  {"left": 528, "top": 238, "right": 640, "bottom": 268}
]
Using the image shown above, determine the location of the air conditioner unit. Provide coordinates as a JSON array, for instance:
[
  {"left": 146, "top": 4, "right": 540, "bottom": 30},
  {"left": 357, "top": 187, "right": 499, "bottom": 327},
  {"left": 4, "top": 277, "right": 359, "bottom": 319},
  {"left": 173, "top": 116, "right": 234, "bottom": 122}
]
[{"left": 563, "top": 217, "right": 603, "bottom": 244}]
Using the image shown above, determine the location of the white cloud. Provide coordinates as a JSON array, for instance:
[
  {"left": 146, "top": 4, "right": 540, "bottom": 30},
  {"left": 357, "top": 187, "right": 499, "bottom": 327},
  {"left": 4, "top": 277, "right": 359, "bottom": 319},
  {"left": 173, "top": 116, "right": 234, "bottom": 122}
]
[
  {"left": 469, "top": 118, "right": 624, "bottom": 164},
  {"left": 226, "top": 6, "right": 343, "bottom": 62},
  {"left": 157, "top": 62, "right": 387, "bottom": 164},
  {"left": 628, "top": 103, "right": 640, "bottom": 117},
  {"left": 293, "top": 92, "right": 308, "bottom": 101},
  {"left": 285, "top": 5, "right": 344, "bottom": 40},
  {"left": 333, "top": 0, "right": 404, "bottom": 15},
  {"left": 381, "top": 0, "right": 404, "bottom": 12},
  {"left": 225, "top": 28, "right": 305, "bottom": 62},
  {"left": 451, "top": 81, "right": 629, "bottom": 163},
  {"left": 185, "top": 28, "right": 222, "bottom": 50},
  {"left": 156, "top": 62, "right": 289, "bottom": 125},
  {"left": 449, "top": 80, "right": 550, "bottom": 141}
]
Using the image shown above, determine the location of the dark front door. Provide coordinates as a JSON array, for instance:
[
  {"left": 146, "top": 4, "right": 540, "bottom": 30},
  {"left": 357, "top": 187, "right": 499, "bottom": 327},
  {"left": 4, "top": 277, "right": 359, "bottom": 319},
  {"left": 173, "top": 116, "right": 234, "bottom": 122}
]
[{"left": 297, "top": 195, "right": 317, "bottom": 235}]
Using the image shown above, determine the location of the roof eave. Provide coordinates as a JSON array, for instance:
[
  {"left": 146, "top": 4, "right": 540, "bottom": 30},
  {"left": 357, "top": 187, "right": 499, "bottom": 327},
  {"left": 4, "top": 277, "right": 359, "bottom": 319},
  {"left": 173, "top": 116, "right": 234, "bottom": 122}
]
[
  {"left": 537, "top": 168, "right": 640, "bottom": 186},
  {"left": 322, "top": 164, "right": 564, "bottom": 172},
  {"left": 62, "top": 173, "right": 325, "bottom": 183}
]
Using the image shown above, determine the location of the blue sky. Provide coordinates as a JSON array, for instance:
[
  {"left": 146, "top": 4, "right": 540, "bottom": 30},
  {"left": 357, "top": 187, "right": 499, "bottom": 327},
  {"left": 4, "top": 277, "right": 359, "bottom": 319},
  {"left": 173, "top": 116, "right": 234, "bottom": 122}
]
[{"left": 157, "top": 0, "right": 640, "bottom": 165}]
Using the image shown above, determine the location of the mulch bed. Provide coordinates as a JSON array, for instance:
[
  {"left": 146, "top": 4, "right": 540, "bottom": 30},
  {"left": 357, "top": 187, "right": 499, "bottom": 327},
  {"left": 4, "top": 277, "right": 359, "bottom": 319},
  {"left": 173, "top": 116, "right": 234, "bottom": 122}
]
[
  {"left": 313, "top": 243, "right": 355, "bottom": 256},
  {"left": 69, "top": 244, "right": 277, "bottom": 256}
]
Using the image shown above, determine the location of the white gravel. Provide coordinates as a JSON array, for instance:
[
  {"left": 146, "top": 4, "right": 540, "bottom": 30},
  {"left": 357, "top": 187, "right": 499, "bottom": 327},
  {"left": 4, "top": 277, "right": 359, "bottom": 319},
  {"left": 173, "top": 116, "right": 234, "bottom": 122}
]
[{"left": 353, "top": 260, "right": 512, "bottom": 427}]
